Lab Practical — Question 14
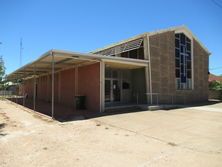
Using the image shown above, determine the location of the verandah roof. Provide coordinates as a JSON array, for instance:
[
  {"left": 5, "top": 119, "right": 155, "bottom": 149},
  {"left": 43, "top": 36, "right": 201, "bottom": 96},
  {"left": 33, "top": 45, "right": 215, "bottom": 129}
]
[{"left": 7, "top": 49, "right": 149, "bottom": 81}]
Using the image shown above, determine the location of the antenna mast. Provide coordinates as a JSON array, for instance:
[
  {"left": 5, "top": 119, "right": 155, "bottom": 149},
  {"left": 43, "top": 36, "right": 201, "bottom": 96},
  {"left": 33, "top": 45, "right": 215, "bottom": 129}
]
[{"left": 20, "top": 38, "right": 23, "bottom": 67}]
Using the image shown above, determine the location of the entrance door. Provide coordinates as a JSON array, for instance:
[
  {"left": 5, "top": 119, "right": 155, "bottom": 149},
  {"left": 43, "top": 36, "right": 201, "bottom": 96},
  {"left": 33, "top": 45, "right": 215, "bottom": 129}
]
[
  {"left": 105, "top": 80, "right": 111, "bottom": 102},
  {"left": 112, "top": 80, "right": 120, "bottom": 102},
  {"left": 105, "top": 79, "right": 121, "bottom": 103}
]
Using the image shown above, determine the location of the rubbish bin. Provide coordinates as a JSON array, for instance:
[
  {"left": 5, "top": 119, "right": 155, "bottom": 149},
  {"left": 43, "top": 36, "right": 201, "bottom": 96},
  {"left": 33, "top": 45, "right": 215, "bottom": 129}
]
[{"left": 75, "top": 95, "right": 86, "bottom": 110}]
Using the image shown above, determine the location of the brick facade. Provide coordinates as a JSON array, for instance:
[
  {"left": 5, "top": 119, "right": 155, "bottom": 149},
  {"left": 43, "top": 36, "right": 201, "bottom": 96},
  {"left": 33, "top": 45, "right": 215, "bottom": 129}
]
[{"left": 22, "top": 62, "right": 100, "bottom": 115}]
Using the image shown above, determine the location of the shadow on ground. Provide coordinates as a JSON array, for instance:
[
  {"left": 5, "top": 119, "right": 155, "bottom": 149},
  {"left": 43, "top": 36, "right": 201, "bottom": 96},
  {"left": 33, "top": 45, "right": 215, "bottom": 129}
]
[
  {"left": 59, "top": 100, "right": 222, "bottom": 122},
  {"left": 6, "top": 98, "right": 222, "bottom": 122},
  {"left": 0, "top": 123, "right": 7, "bottom": 137}
]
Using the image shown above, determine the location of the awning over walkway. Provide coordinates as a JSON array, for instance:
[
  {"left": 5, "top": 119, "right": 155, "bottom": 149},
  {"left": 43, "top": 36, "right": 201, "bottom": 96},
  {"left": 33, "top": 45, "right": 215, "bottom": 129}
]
[
  {"left": 6, "top": 49, "right": 149, "bottom": 119},
  {"left": 7, "top": 49, "right": 149, "bottom": 81}
]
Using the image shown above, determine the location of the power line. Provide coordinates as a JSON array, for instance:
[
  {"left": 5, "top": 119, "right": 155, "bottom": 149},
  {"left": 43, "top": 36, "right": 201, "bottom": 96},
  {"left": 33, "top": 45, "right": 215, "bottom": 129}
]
[
  {"left": 20, "top": 38, "right": 24, "bottom": 67},
  {"left": 212, "top": 0, "right": 222, "bottom": 8},
  {"left": 210, "top": 66, "right": 222, "bottom": 70}
]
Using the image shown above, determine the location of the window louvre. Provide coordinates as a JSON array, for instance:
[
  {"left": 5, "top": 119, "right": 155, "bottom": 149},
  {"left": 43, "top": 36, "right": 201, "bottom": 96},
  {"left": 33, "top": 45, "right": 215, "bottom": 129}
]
[
  {"left": 95, "top": 38, "right": 143, "bottom": 56},
  {"left": 122, "top": 39, "right": 143, "bottom": 53}
]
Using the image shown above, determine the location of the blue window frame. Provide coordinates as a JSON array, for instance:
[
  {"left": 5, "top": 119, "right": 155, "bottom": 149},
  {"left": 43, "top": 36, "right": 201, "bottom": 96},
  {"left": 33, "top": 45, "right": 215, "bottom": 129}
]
[{"left": 175, "top": 33, "right": 192, "bottom": 90}]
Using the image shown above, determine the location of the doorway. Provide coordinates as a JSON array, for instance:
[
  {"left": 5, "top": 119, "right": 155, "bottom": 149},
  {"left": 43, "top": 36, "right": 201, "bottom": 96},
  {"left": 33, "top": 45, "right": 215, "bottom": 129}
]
[
  {"left": 105, "top": 79, "right": 121, "bottom": 103},
  {"left": 104, "top": 66, "right": 147, "bottom": 108}
]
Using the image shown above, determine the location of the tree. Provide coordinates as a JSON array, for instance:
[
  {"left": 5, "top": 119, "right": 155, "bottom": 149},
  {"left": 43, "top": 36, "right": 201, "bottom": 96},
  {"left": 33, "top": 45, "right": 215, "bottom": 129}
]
[{"left": 0, "top": 56, "right": 6, "bottom": 88}]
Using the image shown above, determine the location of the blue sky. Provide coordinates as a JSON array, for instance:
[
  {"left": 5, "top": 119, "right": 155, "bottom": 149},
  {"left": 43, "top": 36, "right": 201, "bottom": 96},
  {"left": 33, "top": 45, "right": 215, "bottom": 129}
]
[{"left": 0, "top": 0, "right": 222, "bottom": 75}]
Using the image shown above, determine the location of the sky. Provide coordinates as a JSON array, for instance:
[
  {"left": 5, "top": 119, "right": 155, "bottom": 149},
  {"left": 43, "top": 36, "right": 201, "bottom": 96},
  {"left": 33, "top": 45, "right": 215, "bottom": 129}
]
[{"left": 0, "top": 0, "right": 222, "bottom": 75}]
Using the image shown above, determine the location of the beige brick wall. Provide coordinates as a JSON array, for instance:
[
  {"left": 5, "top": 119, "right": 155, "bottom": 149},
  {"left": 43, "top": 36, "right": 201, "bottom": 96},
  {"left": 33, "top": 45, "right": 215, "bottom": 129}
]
[
  {"left": 192, "top": 39, "right": 209, "bottom": 102},
  {"left": 149, "top": 31, "right": 209, "bottom": 104}
]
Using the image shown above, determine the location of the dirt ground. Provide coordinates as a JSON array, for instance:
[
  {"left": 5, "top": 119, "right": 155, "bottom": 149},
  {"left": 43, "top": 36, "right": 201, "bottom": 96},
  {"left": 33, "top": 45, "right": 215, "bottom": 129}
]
[{"left": 0, "top": 99, "right": 222, "bottom": 167}]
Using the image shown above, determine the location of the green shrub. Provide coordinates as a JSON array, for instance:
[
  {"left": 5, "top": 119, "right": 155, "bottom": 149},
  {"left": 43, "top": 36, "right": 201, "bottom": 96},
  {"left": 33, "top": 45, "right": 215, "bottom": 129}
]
[{"left": 209, "top": 81, "right": 222, "bottom": 91}]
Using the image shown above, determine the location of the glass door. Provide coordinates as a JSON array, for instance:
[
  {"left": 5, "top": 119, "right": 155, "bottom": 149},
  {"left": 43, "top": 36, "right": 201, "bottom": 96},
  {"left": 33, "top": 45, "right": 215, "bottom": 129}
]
[
  {"left": 112, "top": 80, "right": 120, "bottom": 102},
  {"left": 105, "top": 68, "right": 122, "bottom": 106},
  {"left": 105, "top": 79, "right": 121, "bottom": 103},
  {"left": 105, "top": 80, "right": 111, "bottom": 102}
]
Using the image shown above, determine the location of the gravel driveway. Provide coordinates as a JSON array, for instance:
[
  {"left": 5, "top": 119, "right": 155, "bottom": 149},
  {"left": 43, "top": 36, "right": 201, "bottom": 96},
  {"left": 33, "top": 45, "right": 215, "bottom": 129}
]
[{"left": 0, "top": 99, "right": 222, "bottom": 167}]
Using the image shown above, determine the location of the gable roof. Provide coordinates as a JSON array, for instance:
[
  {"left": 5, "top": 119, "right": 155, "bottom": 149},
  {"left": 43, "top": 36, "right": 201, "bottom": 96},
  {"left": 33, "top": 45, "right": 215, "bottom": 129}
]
[{"left": 91, "top": 25, "right": 211, "bottom": 55}]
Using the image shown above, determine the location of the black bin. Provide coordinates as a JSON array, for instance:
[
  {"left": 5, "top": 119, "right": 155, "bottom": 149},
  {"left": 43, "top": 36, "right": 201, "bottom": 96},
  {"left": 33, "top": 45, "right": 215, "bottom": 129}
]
[{"left": 75, "top": 95, "right": 86, "bottom": 110}]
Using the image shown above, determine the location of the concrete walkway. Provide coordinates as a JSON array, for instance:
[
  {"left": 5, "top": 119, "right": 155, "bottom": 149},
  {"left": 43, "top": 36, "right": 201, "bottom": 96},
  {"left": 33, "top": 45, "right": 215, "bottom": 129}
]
[{"left": 0, "top": 99, "right": 222, "bottom": 167}]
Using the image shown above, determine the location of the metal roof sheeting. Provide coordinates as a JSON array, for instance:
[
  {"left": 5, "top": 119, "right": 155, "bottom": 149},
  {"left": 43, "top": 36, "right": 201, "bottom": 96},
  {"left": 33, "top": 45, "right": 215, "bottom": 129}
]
[{"left": 7, "top": 50, "right": 148, "bottom": 81}]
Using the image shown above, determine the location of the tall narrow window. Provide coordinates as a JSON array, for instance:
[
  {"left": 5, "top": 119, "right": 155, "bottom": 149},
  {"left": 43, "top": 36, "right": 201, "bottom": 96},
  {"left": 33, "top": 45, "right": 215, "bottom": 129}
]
[{"left": 175, "top": 33, "right": 192, "bottom": 90}]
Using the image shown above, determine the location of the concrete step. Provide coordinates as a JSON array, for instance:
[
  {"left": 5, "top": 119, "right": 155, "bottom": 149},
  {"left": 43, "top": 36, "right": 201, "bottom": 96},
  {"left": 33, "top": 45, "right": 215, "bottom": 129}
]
[{"left": 105, "top": 106, "right": 141, "bottom": 113}]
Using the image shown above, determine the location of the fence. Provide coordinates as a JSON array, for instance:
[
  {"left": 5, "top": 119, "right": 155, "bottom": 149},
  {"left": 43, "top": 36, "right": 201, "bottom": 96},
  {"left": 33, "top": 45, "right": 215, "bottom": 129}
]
[
  {"left": 146, "top": 93, "right": 187, "bottom": 105},
  {"left": 209, "top": 90, "right": 222, "bottom": 100},
  {"left": 132, "top": 92, "right": 188, "bottom": 105},
  {"left": 0, "top": 90, "right": 13, "bottom": 96}
]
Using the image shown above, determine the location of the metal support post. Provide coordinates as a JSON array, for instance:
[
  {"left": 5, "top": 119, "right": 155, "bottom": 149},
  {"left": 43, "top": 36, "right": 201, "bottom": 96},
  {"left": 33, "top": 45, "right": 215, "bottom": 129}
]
[
  {"left": 51, "top": 52, "right": 55, "bottom": 119},
  {"left": 33, "top": 64, "right": 36, "bottom": 111},
  {"left": 147, "top": 34, "right": 153, "bottom": 105},
  {"left": 99, "top": 61, "right": 105, "bottom": 113}
]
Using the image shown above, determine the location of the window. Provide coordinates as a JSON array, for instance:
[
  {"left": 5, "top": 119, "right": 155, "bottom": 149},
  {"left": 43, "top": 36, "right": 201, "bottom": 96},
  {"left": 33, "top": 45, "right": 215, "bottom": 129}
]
[
  {"left": 187, "top": 70, "right": 191, "bottom": 78},
  {"left": 175, "top": 39, "right": 180, "bottom": 48},
  {"left": 175, "top": 33, "right": 192, "bottom": 90},
  {"left": 176, "top": 69, "right": 180, "bottom": 78},
  {"left": 186, "top": 42, "right": 191, "bottom": 51},
  {"left": 121, "top": 52, "right": 128, "bottom": 58},
  {"left": 105, "top": 68, "right": 112, "bottom": 78},
  {"left": 175, "top": 33, "right": 180, "bottom": 38},
  {"left": 105, "top": 68, "right": 119, "bottom": 78},
  {"left": 180, "top": 34, "right": 186, "bottom": 45},
  {"left": 187, "top": 52, "right": 191, "bottom": 60},
  {"left": 137, "top": 47, "right": 144, "bottom": 59},
  {"left": 122, "top": 81, "right": 130, "bottom": 89},
  {"left": 112, "top": 70, "right": 118, "bottom": 78},
  {"left": 120, "top": 42, "right": 144, "bottom": 59},
  {"left": 175, "top": 59, "right": 180, "bottom": 68},
  {"left": 175, "top": 49, "right": 180, "bottom": 58},
  {"left": 129, "top": 49, "right": 138, "bottom": 59},
  {"left": 187, "top": 61, "right": 191, "bottom": 69},
  {"left": 94, "top": 38, "right": 144, "bottom": 60}
]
